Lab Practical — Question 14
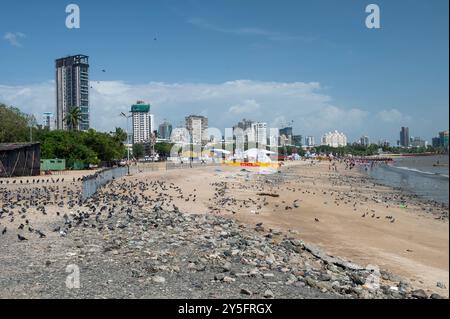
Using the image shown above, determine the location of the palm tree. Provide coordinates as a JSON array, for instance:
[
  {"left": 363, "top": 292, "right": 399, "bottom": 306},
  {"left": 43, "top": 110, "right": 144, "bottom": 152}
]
[{"left": 65, "top": 107, "right": 82, "bottom": 131}]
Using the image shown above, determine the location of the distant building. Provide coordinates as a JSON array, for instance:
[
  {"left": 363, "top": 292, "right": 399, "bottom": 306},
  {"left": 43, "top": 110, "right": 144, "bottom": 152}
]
[
  {"left": 149, "top": 114, "right": 155, "bottom": 137},
  {"left": 292, "top": 135, "right": 303, "bottom": 147},
  {"left": 171, "top": 127, "right": 190, "bottom": 144},
  {"left": 410, "top": 136, "right": 427, "bottom": 148},
  {"left": 268, "top": 129, "right": 279, "bottom": 147},
  {"left": 321, "top": 131, "right": 347, "bottom": 147},
  {"left": 232, "top": 119, "right": 252, "bottom": 151},
  {"left": 305, "top": 136, "right": 315, "bottom": 147},
  {"left": 378, "top": 139, "right": 390, "bottom": 147},
  {"left": 232, "top": 119, "right": 269, "bottom": 148},
  {"left": 432, "top": 130, "right": 449, "bottom": 149},
  {"left": 400, "top": 127, "right": 410, "bottom": 147},
  {"left": 158, "top": 121, "right": 173, "bottom": 140},
  {"left": 252, "top": 122, "right": 267, "bottom": 147},
  {"left": 43, "top": 112, "right": 53, "bottom": 130},
  {"left": 432, "top": 137, "right": 441, "bottom": 147},
  {"left": 359, "top": 136, "right": 370, "bottom": 146},
  {"left": 278, "top": 127, "right": 292, "bottom": 146},
  {"left": 439, "top": 130, "right": 449, "bottom": 149},
  {"left": 131, "top": 101, "right": 152, "bottom": 144},
  {"left": 279, "top": 127, "right": 293, "bottom": 139},
  {"left": 234, "top": 118, "right": 254, "bottom": 131},
  {"left": 55, "top": 55, "right": 90, "bottom": 131},
  {"left": 185, "top": 115, "right": 208, "bottom": 145}
]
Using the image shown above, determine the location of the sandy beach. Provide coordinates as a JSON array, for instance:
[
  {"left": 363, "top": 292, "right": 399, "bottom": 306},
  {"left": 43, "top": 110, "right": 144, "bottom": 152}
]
[
  {"left": 0, "top": 161, "right": 448, "bottom": 298},
  {"left": 129, "top": 161, "right": 449, "bottom": 295}
]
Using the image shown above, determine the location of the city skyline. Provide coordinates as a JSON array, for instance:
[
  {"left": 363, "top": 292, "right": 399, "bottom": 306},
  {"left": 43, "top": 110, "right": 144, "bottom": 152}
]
[{"left": 0, "top": 0, "right": 448, "bottom": 144}]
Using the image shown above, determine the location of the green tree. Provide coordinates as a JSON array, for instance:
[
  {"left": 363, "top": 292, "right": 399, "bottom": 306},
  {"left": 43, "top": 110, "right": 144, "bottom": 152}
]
[
  {"left": 154, "top": 142, "right": 175, "bottom": 158},
  {"left": 64, "top": 107, "right": 82, "bottom": 131},
  {"left": 132, "top": 143, "right": 144, "bottom": 159},
  {"left": 112, "top": 127, "right": 128, "bottom": 143},
  {"left": 0, "top": 103, "right": 29, "bottom": 143}
]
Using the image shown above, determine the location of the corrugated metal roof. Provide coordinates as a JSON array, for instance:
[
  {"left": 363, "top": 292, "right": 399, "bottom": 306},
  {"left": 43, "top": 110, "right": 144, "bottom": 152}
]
[{"left": 0, "top": 143, "right": 40, "bottom": 152}]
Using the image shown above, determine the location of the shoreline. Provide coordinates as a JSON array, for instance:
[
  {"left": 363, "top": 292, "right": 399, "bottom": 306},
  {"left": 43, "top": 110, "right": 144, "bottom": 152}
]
[{"left": 359, "top": 164, "right": 449, "bottom": 208}]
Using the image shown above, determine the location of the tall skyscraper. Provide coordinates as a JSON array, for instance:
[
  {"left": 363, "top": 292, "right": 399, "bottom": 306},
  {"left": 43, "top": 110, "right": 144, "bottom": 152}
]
[
  {"left": 131, "top": 101, "right": 152, "bottom": 144},
  {"left": 43, "top": 112, "right": 53, "bottom": 130},
  {"left": 158, "top": 121, "right": 173, "bottom": 140},
  {"left": 360, "top": 136, "right": 370, "bottom": 146},
  {"left": 185, "top": 115, "right": 208, "bottom": 145},
  {"left": 292, "top": 135, "right": 303, "bottom": 146},
  {"left": 233, "top": 119, "right": 255, "bottom": 147},
  {"left": 305, "top": 136, "right": 315, "bottom": 147},
  {"left": 411, "top": 136, "right": 427, "bottom": 148},
  {"left": 252, "top": 122, "right": 267, "bottom": 147},
  {"left": 400, "top": 127, "right": 410, "bottom": 147},
  {"left": 439, "top": 130, "right": 449, "bottom": 149},
  {"left": 279, "top": 127, "right": 293, "bottom": 139},
  {"left": 55, "top": 55, "right": 90, "bottom": 131}
]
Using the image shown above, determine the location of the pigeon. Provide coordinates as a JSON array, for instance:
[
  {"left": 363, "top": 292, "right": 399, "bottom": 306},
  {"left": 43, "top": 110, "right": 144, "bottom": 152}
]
[
  {"left": 36, "top": 230, "right": 46, "bottom": 238},
  {"left": 17, "top": 234, "right": 28, "bottom": 241}
]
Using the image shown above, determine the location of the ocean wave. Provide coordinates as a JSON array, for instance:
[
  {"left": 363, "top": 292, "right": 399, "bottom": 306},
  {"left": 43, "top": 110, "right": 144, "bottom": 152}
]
[{"left": 393, "top": 166, "right": 449, "bottom": 178}]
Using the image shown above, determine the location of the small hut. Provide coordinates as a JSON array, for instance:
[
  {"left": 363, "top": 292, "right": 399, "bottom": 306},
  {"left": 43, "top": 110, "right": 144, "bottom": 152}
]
[{"left": 0, "top": 143, "right": 41, "bottom": 177}]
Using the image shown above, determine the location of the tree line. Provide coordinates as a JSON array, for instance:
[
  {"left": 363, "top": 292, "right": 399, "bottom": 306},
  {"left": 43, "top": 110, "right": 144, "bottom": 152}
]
[{"left": 1, "top": 103, "right": 126, "bottom": 166}]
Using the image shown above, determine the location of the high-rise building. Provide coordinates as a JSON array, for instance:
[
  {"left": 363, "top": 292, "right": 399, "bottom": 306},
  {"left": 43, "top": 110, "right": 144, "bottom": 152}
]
[
  {"left": 431, "top": 130, "right": 449, "bottom": 149},
  {"left": 378, "top": 139, "right": 390, "bottom": 147},
  {"left": 411, "top": 136, "right": 427, "bottom": 148},
  {"left": 279, "top": 127, "right": 293, "bottom": 139},
  {"left": 131, "top": 101, "right": 152, "bottom": 144},
  {"left": 292, "top": 135, "right": 303, "bottom": 146},
  {"left": 321, "top": 131, "right": 347, "bottom": 147},
  {"left": 233, "top": 118, "right": 254, "bottom": 131},
  {"left": 400, "top": 127, "right": 410, "bottom": 147},
  {"left": 233, "top": 119, "right": 255, "bottom": 146},
  {"left": 359, "top": 136, "right": 370, "bottom": 146},
  {"left": 43, "top": 112, "right": 53, "bottom": 130},
  {"left": 439, "top": 130, "right": 449, "bottom": 149},
  {"left": 279, "top": 126, "right": 293, "bottom": 146},
  {"left": 432, "top": 137, "right": 441, "bottom": 147},
  {"left": 305, "top": 136, "right": 315, "bottom": 147},
  {"left": 185, "top": 115, "right": 208, "bottom": 145},
  {"left": 149, "top": 114, "right": 155, "bottom": 136},
  {"left": 252, "top": 122, "right": 267, "bottom": 147},
  {"left": 158, "top": 121, "right": 173, "bottom": 140},
  {"left": 55, "top": 55, "right": 90, "bottom": 131}
]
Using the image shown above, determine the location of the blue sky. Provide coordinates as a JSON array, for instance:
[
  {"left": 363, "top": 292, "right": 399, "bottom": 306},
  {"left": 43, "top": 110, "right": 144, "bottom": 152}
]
[{"left": 0, "top": 0, "right": 448, "bottom": 144}]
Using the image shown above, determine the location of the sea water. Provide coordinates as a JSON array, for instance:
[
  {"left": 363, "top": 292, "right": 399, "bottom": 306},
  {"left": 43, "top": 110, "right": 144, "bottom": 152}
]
[{"left": 366, "top": 155, "right": 449, "bottom": 205}]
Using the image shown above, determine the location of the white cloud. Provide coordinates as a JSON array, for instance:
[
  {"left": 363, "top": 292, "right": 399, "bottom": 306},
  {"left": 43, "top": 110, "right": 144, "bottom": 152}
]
[
  {"left": 187, "top": 18, "right": 312, "bottom": 42},
  {"left": 1, "top": 79, "right": 376, "bottom": 140},
  {"left": 377, "top": 108, "right": 411, "bottom": 123},
  {"left": 3, "top": 32, "right": 26, "bottom": 47},
  {"left": 229, "top": 99, "right": 260, "bottom": 114}
]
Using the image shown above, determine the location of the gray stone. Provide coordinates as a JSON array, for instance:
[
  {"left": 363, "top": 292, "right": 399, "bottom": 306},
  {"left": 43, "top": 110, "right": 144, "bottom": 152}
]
[
  {"left": 411, "top": 289, "right": 428, "bottom": 299},
  {"left": 430, "top": 293, "right": 445, "bottom": 299},
  {"left": 152, "top": 275, "right": 166, "bottom": 284},
  {"left": 240, "top": 288, "right": 252, "bottom": 296},
  {"left": 263, "top": 289, "right": 274, "bottom": 299}
]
